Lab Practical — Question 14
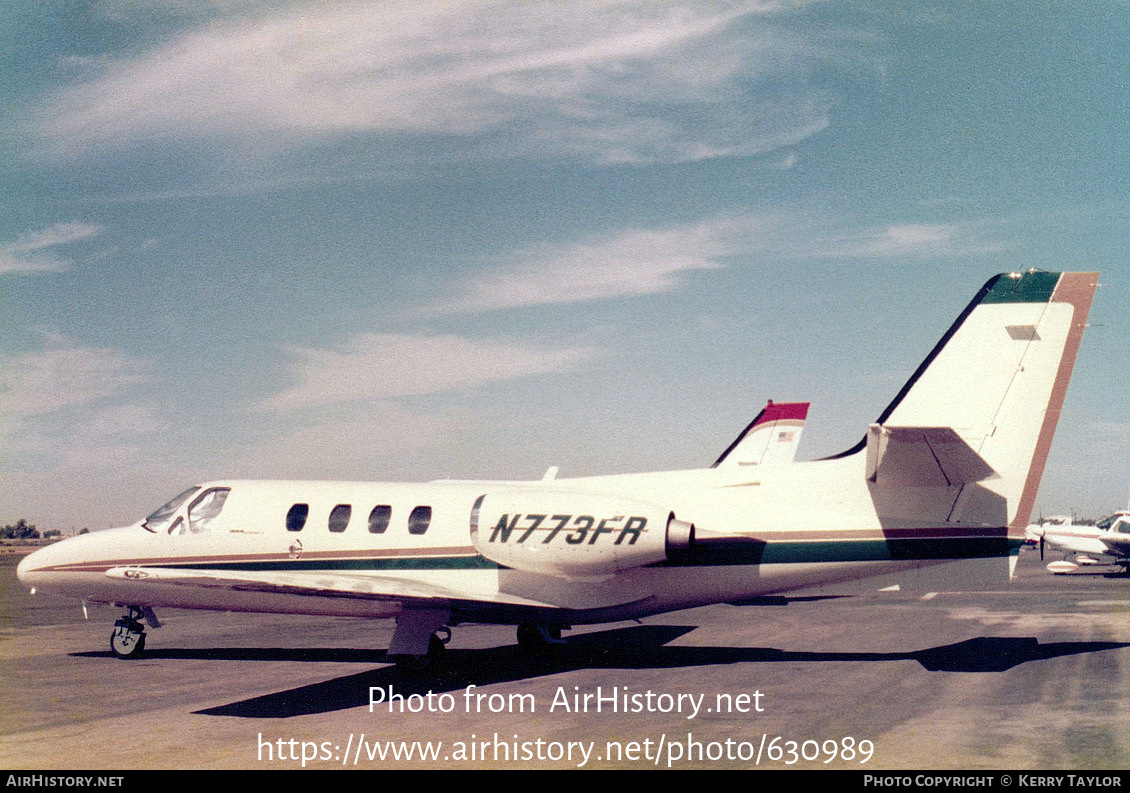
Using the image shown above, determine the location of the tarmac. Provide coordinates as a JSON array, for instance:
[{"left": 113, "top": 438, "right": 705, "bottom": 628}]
[{"left": 2, "top": 548, "right": 1128, "bottom": 770}]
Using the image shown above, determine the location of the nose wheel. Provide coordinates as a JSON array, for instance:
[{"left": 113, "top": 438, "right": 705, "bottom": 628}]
[{"left": 110, "top": 607, "right": 147, "bottom": 659}]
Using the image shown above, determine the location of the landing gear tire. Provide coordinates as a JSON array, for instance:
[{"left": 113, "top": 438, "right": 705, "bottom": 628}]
[
  {"left": 110, "top": 615, "right": 146, "bottom": 659},
  {"left": 394, "top": 633, "right": 446, "bottom": 675},
  {"left": 516, "top": 623, "right": 563, "bottom": 653}
]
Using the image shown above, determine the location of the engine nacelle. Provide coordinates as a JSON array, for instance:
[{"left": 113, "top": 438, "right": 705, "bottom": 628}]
[{"left": 470, "top": 490, "right": 694, "bottom": 580}]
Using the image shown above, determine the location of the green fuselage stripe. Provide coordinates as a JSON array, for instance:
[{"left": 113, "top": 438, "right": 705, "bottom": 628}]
[
  {"left": 168, "top": 556, "right": 499, "bottom": 572},
  {"left": 146, "top": 535, "right": 1022, "bottom": 573}
]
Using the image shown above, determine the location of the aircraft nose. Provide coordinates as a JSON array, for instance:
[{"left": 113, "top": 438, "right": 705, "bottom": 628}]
[
  {"left": 16, "top": 526, "right": 136, "bottom": 595},
  {"left": 16, "top": 547, "right": 44, "bottom": 588},
  {"left": 16, "top": 541, "right": 64, "bottom": 589}
]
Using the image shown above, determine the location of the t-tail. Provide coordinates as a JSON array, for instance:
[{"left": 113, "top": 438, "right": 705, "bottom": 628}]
[
  {"left": 843, "top": 269, "right": 1097, "bottom": 544},
  {"left": 713, "top": 400, "right": 809, "bottom": 468}
]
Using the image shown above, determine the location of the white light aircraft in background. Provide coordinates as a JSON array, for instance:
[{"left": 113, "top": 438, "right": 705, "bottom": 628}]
[
  {"left": 18, "top": 271, "right": 1097, "bottom": 671},
  {"left": 1030, "top": 507, "right": 1130, "bottom": 574}
]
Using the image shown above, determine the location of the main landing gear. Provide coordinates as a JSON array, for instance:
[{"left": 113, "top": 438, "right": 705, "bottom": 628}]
[
  {"left": 110, "top": 607, "right": 147, "bottom": 658},
  {"left": 394, "top": 629, "right": 450, "bottom": 675},
  {"left": 516, "top": 623, "right": 567, "bottom": 653},
  {"left": 391, "top": 622, "right": 570, "bottom": 672},
  {"left": 388, "top": 609, "right": 452, "bottom": 674}
]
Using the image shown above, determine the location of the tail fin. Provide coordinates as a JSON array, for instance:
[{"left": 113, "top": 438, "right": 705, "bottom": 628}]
[
  {"left": 856, "top": 270, "right": 1097, "bottom": 535},
  {"left": 713, "top": 400, "right": 809, "bottom": 468}
]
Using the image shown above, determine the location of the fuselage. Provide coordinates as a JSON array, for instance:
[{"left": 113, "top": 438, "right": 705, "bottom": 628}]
[{"left": 17, "top": 449, "right": 1019, "bottom": 627}]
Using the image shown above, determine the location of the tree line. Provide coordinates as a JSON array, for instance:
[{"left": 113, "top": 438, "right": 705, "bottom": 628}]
[{"left": 1, "top": 519, "right": 72, "bottom": 539}]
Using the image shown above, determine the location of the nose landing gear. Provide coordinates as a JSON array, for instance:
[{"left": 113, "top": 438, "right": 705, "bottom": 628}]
[{"left": 110, "top": 606, "right": 148, "bottom": 658}]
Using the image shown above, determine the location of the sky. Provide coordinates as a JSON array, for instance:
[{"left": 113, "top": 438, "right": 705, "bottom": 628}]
[{"left": 1, "top": 0, "right": 1127, "bottom": 531}]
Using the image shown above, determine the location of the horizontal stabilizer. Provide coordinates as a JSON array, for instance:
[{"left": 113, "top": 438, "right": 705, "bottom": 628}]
[
  {"left": 714, "top": 400, "right": 809, "bottom": 468},
  {"left": 865, "top": 424, "right": 998, "bottom": 487}
]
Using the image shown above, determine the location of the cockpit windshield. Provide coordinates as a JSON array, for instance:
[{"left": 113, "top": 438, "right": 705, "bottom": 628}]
[
  {"left": 1099, "top": 512, "right": 1130, "bottom": 534},
  {"left": 143, "top": 486, "right": 201, "bottom": 533},
  {"left": 188, "top": 488, "right": 230, "bottom": 533},
  {"left": 1095, "top": 512, "right": 1130, "bottom": 533}
]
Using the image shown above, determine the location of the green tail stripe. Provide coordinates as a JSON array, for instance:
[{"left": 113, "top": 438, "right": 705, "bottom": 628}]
[{"left": 981, "top": 270, "right": 1060, "bottom": 304}]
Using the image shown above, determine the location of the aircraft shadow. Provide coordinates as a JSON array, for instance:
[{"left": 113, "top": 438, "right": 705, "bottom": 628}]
[
  {"left": 1064, "top": 568, "right": 1130, "bottom": 579},
  {"left": 73, "top": 647, "right": 390, "bottom": 663},
  {"left": 726, "top": 594, "right": 847, "bottom": 607},
  {"left": 183, "top": 625, "right": 1129, "bottom": 719}
]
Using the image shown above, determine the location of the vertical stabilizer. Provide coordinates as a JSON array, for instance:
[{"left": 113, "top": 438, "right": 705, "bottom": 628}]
[{"left": 864, "top": 270, "right": 1097, "bottom": 534}]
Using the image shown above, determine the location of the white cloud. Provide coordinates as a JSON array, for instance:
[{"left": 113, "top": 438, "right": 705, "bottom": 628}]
[
  {"left": 818, "top": 224, "right": 965, "bottom": 258},
  {"left": 34, "top": 0, "right": 835, "bottom": 165},
  {"left": 98, "top": 0, "right": 269, "bottom": 19},
  {"left": 81, "top": 403, "right": 169, "bottom": 437},
  {"left": 232, "top": 404, "right": 463, "bottom": 479},
  {"left": 7, "top": 223, "right": 104, "bottom": 252},
  {"left": 437, "top": 213, "right": 1000, "bottom": 314},
  {"left": 259, "top": 333, "right": 601, "bottom": 412},
  {"left": 0, "top": 223, "right": 104, "bottom": 275},
  {"left": 1088, "top": 421, "right": 1130, "bottom": 446},
  {"left": 776, "top": 152, "right": 799, "bottom": 169},
  {"left": 439, "top": 214, "right": 774, "bottom": 313},
  {"left": 0, "top": 337, "right": 167, "bottom": 486},
  {"left": 767, "top": 219, "right": 1003, "bottom": 262},
  {"left": 0, "top": 337, "right": 149, "bottom": 419}
]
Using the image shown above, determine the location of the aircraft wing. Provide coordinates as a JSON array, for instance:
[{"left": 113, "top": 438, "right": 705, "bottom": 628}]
[
  {"left": 105, "top": 565, "right": 542, "bottom": 608},
  {"left": 103, "top": 565, "right": 652, "bottom": 611},
  {"left": 1097, "top": 535, "right": 1130, "bottom": 558}
]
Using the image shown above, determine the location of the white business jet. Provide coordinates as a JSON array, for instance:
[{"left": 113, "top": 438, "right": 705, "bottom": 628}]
[{"left": 18, "top": 270, "right": 1098, "bottom": 672}]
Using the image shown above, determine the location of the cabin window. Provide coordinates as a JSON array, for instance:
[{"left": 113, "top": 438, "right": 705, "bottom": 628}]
[
  {"left": 188, "top": 488, "right": 231, "bottom": 534},
  {"left": 368, "top": 505, "right": 391, "bottom": 534},
  {"left": 408, "top": 505, "right": 432, "bottom": 535},
  {"left": 329, "top": 504, "right": 352, "bottom": 533},
  {"left": 286, "top": 503, "right": 309, "bottom": 532}
]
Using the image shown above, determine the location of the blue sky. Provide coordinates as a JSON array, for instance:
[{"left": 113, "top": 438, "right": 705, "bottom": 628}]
[{"left": 1, "top": 0, "right": 1127, "bottom": 530}]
